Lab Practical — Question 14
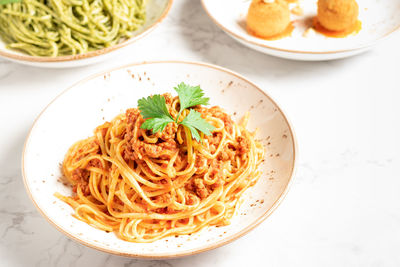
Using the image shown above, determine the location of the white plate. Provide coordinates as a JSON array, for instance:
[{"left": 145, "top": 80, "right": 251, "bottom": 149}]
[
  {"left": 0, "top": 0, "right": 173, "bottom": 68},
  {"left": 201, "top": 0, "right": 400, "bottom": 61},
  {"left": 22, "top": 61, "right": 297, "bottom": 258}
]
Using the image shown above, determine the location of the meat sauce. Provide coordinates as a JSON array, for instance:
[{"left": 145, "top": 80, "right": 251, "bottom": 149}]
[{"left": 72, "top": 94, "right": 250, "bottom": 206}]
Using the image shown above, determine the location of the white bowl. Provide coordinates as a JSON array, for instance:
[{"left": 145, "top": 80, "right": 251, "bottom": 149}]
[
  {"left": 22, "top": 61, "right": 297, "bottom": 258},
  {"left": 0, "top": 0, "right": 173, "bottom": 68},
  {"left": 201, "top": 0, "right": 400, "bottom": 61}
]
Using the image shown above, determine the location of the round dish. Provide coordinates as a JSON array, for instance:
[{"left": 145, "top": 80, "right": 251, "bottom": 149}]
[
  {"left": 22, "top": 61, "right": 297, "bottom": 258},
  {"left": 201, "top": 0, "right": 400, "bottom": 61},
  {"left": 0, "top": 0, "right": 173, "bottom": 68}
]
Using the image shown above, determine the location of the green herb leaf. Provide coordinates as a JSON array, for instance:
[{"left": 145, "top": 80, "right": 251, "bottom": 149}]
[
  {"left": 180, "top": 110, "right": 215, "bottom": 142},
  {"left": 141, "top": 116, "right": 174, "bottom": 134},
  {"left": 0, "top": 0, "right": 21, "bottom": 4},
  {"left": 138, "top": 95, "right": 173, "bottom": 120},
  {"left": 137, "top": 84, "right": 215, "bottom": 139},
  {"left": 138, "top": 94, "right": 174, "bottom": 133},
  {"left": 174, "top": 82, "right": 210, "bottom": 113}
]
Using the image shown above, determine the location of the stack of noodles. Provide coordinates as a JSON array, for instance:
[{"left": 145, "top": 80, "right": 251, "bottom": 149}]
[
  {"left": 0, "top": 0, "right": 146, "bottom": 56},
  {"left": 56, "top": 94, "right": 265, "bottom": 242}
]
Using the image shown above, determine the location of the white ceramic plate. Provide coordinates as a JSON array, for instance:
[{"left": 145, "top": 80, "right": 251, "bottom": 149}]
[
  {"left": 22, "top": 61, "right": 297, "bottom": 258},
  {"left": 201, "top": 0, "right": 400, "bottom": 61},
  {"left": 0, "top": 0, "right": 173, "bottom": 68}
]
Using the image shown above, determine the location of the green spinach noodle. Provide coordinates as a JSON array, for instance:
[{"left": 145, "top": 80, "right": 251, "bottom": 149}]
[{"left": 0, "top": 0, "right": 147, "bottom": 57}]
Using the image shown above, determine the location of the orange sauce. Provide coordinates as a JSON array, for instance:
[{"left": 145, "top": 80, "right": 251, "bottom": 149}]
[
  {"left": 248, "top": 22, "right": 294, "bottom": 41},
  {"left": 312, "top": 17, "right": 362, "bottom": 38}
]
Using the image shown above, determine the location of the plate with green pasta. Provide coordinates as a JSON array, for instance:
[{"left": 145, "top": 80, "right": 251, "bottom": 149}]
[{"left": 0, "top": 0, "right": 173, "bottom": 67}]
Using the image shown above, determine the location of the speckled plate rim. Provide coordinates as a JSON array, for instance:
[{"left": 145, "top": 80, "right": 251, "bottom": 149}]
[
  {"left": 21, "top": 60, "right": 298, "bottom": 259},
  {"left": 0, "top": 0, "right": 173, "bottom": 63},
  {"left": 200, "top": 0, "right": 400, "bottom": 55}
]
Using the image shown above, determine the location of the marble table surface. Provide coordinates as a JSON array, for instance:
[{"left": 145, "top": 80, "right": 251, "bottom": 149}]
[{"left": 1, "top": 1, "right": 399, "bottom": 266}]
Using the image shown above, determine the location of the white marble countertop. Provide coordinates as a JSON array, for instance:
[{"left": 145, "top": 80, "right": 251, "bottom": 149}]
[{"left": 1, "top": 1, "right": 400, "bottom": 266}]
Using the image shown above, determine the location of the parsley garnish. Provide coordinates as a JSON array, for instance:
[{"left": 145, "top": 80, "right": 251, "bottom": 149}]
[
  {"left": 137, "top": 94, "right": 173, "bottom": 120},
  {"left": 138, "top": 95, "right": 174, "bottom": 134},
  {"left": 137, "top": 83, "right": 215, "bottom": 142},
  {"left": 174, "top": 82, "right": 210, "bottom": 122},
  {"left": 180, "top": 110, "right": 215, "bottom": 141}
]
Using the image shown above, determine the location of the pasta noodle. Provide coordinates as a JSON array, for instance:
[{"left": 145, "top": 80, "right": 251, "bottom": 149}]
[
  {"left": 0, "top": 0, "right": 146, "bottom": 56},
  {"left": 55, "top": 93, "right": 265, "bottom": 242}
]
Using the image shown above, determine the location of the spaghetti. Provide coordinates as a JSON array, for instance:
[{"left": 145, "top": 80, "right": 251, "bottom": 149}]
[
  {"left": 0, "top": 0, "right": 146, "bottom": 57},
  {"left": 56, "top": 93, "right": 265, "bottom": 242}
]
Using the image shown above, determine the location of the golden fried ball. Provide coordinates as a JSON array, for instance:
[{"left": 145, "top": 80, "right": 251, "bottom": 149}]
[
  {"left": 317, "top": 0, "right": 359, "bottom": 31},
  {"left": 247, "top": 0, "right": 291, "bottom": 38}
]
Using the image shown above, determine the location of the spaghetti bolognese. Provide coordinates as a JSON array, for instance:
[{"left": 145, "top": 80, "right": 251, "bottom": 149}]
[{"left": 55, "top": 83, "right": 265, "bottom": 242}]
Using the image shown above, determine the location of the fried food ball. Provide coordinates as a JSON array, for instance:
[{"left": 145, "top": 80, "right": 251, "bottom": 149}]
[
  {"left": 247, "top": 0, "right": 291, "bottom": 38},
  {"left": 317, "top": 0, "right": 359, "bottom": 31}
]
